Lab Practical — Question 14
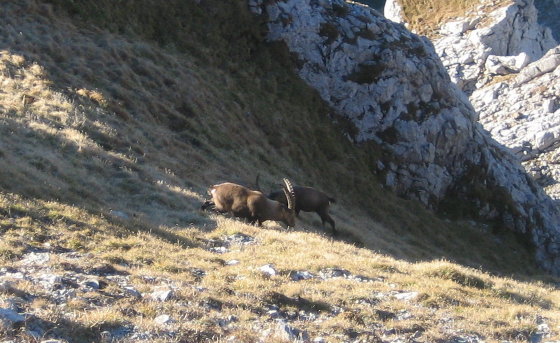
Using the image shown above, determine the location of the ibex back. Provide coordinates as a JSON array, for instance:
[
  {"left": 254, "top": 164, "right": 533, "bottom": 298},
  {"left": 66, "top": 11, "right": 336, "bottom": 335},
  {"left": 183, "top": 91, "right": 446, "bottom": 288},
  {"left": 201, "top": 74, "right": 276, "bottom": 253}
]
[{"left": 269, "top": 185, "right": 336, "bottom": 235}]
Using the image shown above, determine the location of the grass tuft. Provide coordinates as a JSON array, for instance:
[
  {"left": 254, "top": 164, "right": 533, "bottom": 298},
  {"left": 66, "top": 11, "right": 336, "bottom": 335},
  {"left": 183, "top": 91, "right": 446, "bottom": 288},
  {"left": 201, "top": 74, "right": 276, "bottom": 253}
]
[{"left": 426, "top": 264, "right": 493, "bottom": 289}]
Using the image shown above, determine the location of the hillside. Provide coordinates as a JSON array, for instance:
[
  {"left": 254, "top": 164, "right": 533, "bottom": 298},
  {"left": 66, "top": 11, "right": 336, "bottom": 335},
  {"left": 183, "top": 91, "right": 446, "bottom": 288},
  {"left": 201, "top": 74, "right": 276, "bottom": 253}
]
[{"left": 1, "top": 0, "right": 560, "bottom": 342}]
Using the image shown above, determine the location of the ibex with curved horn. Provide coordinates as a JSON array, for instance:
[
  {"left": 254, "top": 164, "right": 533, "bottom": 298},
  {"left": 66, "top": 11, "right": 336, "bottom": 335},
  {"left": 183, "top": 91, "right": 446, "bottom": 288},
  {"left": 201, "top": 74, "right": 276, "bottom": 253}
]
[
  {"left": 268, "top": 184, "right": 336, "bottom": 236},
  {"left": 202, "top": 178, "right": 296, "bottom": 227}
]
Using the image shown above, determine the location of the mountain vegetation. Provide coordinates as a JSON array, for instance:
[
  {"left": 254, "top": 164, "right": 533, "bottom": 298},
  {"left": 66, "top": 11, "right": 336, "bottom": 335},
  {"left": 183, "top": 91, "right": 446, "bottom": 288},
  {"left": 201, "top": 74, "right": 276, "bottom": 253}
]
[
  {"left": 0, "top": 0, "right": 559, "bottom": 341},
  {"left": 395, "top": 0, "right": 511, "bottom": 36}
]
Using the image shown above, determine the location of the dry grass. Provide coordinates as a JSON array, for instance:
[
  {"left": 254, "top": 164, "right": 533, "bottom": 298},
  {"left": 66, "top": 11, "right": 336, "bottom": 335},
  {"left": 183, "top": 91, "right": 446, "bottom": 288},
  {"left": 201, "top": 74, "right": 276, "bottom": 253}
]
[
  {"left": 0, "top": 193, "right": 559, "bottom": 341},
  {"left": 485, "top": 72, "right": 518, "bottom": 87},
  {"left": 396, "top": 0, "right": 480, "bottom": 36},
  {"left": 396, "top": 0, "right": 512, "bottom": 36}
]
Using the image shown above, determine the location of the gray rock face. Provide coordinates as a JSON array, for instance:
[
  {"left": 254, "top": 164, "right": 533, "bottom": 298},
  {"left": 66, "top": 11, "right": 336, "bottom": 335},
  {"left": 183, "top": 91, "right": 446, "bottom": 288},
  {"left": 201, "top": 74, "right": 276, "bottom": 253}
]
[
  {"left": 417, "top": 0, "right": 560, "bottom": 206},
  {"left": 250, "top": 0, "right": 560, "bottom": 274},
  {"left": 431, "top": 0, "right": 557, "bottom": 95},
  {"left": 472, "top": 47, "right": 560, "bottom": 199}
]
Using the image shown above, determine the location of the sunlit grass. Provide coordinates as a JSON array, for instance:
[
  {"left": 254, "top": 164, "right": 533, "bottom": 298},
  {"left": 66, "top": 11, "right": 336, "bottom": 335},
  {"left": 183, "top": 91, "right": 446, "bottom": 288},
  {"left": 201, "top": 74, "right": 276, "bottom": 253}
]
[
  {"left": 1, "top": 191, "right": 559, "bottom": 341},
  {"left": 397, "top": 0, "right": 512, "bottom": 36}
]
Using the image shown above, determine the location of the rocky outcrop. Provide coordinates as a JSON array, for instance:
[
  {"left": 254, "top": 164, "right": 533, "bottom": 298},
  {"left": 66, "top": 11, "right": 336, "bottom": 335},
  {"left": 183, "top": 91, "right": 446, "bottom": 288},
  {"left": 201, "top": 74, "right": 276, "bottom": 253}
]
[
  {"left": 400, "top": 0, "right": 560, "bottom": 205},
  {"left": 433, "top": 0, "right": 557, "bottom": 95},
  {"left": 384, "top": 0, "right": 557, "bottom": 94},
  {"left": 472, "top": 47, "right": 560, "bottom": 198},
  {"left": 384, "top": 0, "right": 558, "bottom": 93},
  {"left": 249, "top": 0, "right": 560, "bottom": 274}
]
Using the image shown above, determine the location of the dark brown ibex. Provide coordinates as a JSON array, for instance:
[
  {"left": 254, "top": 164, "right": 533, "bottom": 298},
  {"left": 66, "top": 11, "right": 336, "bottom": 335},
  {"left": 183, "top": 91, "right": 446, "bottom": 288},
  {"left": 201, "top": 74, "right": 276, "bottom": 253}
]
[
  {"left": 202, "top": 178, "right": 296, "bottom": 227},
  {"left": 268, "top": 185, "right": 336, "bottom": 235}
]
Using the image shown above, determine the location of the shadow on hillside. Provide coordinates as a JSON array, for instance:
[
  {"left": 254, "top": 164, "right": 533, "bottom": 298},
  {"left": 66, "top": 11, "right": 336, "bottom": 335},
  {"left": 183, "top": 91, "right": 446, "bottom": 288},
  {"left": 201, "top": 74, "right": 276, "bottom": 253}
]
[
  {"left": 23, "top": 314, "right": 105, "bottom": 343},
  {"left": 265, "top": 291, "right": 332, "bottom": 314},
  {"left": 0, "top": 283, "right": 104, "bottom": 342}
]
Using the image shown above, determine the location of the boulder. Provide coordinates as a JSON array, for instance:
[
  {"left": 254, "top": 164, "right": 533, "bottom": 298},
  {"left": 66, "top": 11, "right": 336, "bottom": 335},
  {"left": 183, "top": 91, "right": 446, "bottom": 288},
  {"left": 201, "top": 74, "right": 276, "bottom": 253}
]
[
  {"left": 383, "top": 0, "right": 404, "bottom": 23},
  {"left": 485, "top": 53, "right": 530, "bottom": 75}
]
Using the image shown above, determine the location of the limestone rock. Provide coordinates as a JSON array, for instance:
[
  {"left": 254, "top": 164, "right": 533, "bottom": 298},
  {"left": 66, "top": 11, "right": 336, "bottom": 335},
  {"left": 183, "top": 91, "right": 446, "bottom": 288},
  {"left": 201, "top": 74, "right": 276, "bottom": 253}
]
[
  {"left": 150, "top": 286, "right": 175, "bottom": 302},
  {"left": 485, "top": 53, "right": 530, "bottom": 75},
  {"left": 259, "top": 264, "right": 277, "bottom": 276},
  {"left": 433, "top": 0, "right": 557, "bottom": 94},
  {"left": 515, "top": 47, "right": 560, "bottom": 85},
  {"left": 250, "top": 0, "right": 560, "bottom": 275},
  {"left": 275, "top": 320, "right": 309, "bottom": 342},
  {"left": 383, "top": 0, "right": 403, "bottom": 24},
  {"left": 440, "top": 19, "right": 476, "bottom": 36},
  {"left": 154, "top": 314, "right": 172, "bottom": 325},
  {"left": 472, "top": 46, "right": 560, "bottom": 202},
  {"left": 290, "top": 271, "right": 315, "bottom": 281}
]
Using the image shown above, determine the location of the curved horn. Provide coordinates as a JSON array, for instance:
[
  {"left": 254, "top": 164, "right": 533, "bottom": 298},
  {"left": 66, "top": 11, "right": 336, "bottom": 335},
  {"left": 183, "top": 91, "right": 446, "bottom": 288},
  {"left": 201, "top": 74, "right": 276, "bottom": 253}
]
[{"left": 282, "top": 178, "right": 295, "bottom": 210}]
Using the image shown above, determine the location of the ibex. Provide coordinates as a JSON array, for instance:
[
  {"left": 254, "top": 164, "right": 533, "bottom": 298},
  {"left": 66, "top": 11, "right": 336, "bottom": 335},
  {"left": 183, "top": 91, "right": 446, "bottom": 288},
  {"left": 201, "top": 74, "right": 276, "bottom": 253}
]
[
  {"left": 268, "top": 185, "right": 336, "bottom": 236},
  {"left": 202, "top": 178, "right": 296, "bottom": 227}
]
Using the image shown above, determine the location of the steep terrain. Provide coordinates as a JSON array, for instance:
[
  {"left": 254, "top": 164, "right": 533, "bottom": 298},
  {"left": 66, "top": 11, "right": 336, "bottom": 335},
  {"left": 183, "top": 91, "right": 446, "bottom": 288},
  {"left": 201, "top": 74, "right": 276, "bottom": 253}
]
[
  {"left": 385, "top": 0, "right": 560, "bottom": 213},
  {"left": 1, "top": 0, "right": 560, "bottom": 342},
  {"left": 252, "top": 0, "right": 560, "bottom": 274}
]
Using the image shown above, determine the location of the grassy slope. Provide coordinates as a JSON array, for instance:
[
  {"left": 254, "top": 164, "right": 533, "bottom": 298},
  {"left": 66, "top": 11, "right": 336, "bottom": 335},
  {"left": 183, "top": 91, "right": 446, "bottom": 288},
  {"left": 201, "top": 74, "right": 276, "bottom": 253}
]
[
  {"left": 396, "top": 0, "right": 512, "bottom": 36},
  {"left": 0, "top": 0, "right": 559, "bottom": 341}
]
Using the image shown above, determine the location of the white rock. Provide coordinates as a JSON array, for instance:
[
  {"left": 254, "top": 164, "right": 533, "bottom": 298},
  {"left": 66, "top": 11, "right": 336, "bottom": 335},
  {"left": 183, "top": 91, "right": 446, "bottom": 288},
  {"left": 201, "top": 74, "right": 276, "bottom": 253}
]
[
  {"left": 210, "top": 246, "right": 228, "bottom": 254},
  {"left": 485, "top": 53, "right": 530, "bottom": 75},
  {"left": 516, "top": 47, "right": 560, "bottom": 84},
  {"left": 259, "top": 264, "right": 277, "bottom": 276},
  {"left": 82, "top": 278, "right": 100, "bottom": 289},
  {"left": 534, "top": 131, "right": 556, "bottom": 151},
  {"left": 21, "top": 252, "right": 50, "bottom": 265},
  {"left": 276, "top": 320, "right": 308, "bottom": 341},
  {"left": 154, "top": 314, "right": 171, "bottom": 325},
  {"left": 290, "top": 271, "right": 314, "bottom": 281},
  {"left": 150, "top": 287, "right": 174, "bottom": 302},
  {"left": 543, "top": 99, "right": 556, "bottom": 113},
  {"left": 384, "top": 0, "right": 404, "bottom": 23},
  {"left": 441, "top": 20, "right": 471, "bottom": 36},
  {"left": 392, "top": 291, "right": 419, "bottom": 301},
  {"left": 0, "top": 308, "right": 25, "bottom": 331},
  {"left": 0, "top": 308, "right": 24, "bottom": 323},
  {"left": 225, "top": 259, "right": 240, "bottom": 266},
  {"left": 123, "top": 286, "right": 141, "bottom": 298},
  {"left": 39, "top": 273, "right": 61, "bottom": 290}
]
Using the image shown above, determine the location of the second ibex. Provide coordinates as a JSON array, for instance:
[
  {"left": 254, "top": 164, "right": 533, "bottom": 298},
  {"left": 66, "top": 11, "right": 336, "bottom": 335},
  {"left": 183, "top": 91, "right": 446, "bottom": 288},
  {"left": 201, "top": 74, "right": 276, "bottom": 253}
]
[{"left": 266, "top": 183, "right": 336, "bottom": 236}]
